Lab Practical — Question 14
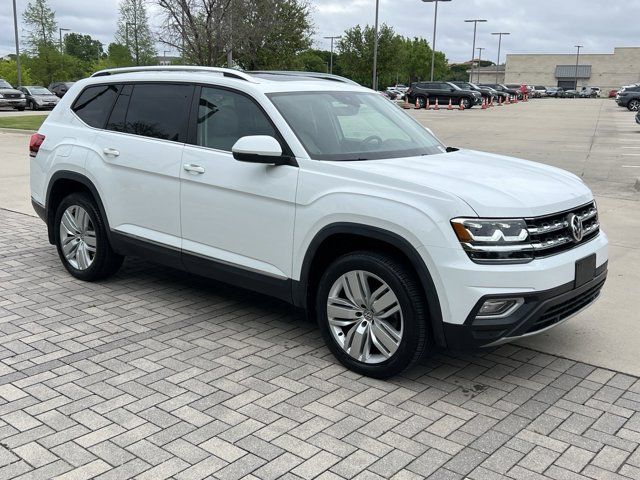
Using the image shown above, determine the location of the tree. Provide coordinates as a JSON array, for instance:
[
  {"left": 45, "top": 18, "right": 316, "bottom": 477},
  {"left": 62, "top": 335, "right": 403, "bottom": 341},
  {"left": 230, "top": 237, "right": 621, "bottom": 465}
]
[
  {"left": 115, "top": 0, "right": 157, "bottom": 65},
  {"left": 64, "top": 33, "right": 103, "bottom": 63},
  {"left": 22, "top": 0, "right": 57, "bottom": 51},
  {"left": 0, "top": 60, "right": 32, "bottom": 86},
  {"left": 155, "top": 0, "right": 313, "bottom": 69}
]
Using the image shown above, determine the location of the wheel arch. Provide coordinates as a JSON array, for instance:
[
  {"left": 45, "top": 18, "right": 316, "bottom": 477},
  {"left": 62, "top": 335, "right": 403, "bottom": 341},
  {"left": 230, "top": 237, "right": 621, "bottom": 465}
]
[
  {"left": 293, "top": 223, "right": 446, "bottom": 347},
  {"left": 45, "top": 171, "right": 111, "bottom": 245}
]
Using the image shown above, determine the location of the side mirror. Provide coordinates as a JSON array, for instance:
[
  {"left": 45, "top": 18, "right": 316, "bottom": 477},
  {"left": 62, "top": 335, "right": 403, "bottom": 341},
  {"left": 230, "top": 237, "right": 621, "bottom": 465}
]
[{"left": 232, "top": 135, "right": 292, "bottom": 166}]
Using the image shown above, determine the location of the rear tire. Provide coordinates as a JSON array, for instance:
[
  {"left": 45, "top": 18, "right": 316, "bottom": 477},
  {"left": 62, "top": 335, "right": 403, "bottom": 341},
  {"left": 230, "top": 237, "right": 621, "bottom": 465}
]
[
  {"left": 628, "top": 99, "right": 640, "bottom": 111},
  {"left": 53, "top": 192, "right": 123, "bottom": 281},
  {"left": 462, "top": 98, "right": 472, "bottom": 109},
  {"left": 315, "top": 251, "right": 430, "bottom": 378}
]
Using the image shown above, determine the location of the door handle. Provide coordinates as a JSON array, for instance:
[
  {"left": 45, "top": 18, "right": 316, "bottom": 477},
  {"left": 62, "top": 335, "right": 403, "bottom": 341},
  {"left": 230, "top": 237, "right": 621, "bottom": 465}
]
[
  {"left": 184, "top": 164, "right": 205, "bottom": 174},
  {"left": 103, "top": 147, "right": 120, "bottom": 157}
]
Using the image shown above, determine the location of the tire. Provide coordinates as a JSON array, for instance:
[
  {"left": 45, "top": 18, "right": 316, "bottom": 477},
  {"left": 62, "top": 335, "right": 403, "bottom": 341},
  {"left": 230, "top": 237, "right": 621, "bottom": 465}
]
[
  {"left": 462, "top": 98, "right": 472, "bottom": 109},
  {"left": 416, "top": 95, "right": 427, "bottom": 108},
  {"left": 54, "top": 192, "right": 124, "bottom": 281},
  {"left": 315, "top": 251, "right": 430, "bottom": 378},
  {"left": 15, "top": 107, "right": 25, "bottom": 111},
  {"left": 628, "top": 99, "right": 640, "bottom": 112},
  {"left": 31, "top": 101, "right": 38, "bottom": 111}
]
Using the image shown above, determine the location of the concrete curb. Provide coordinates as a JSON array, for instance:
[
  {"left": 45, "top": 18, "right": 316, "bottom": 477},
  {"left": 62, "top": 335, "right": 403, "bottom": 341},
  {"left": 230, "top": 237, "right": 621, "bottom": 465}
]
[
  {"left": 635, "top": 178, "right": 640, "bottom": 191},
  {"left": 0, "top": 127, "right": 35, "bottom": 135}
]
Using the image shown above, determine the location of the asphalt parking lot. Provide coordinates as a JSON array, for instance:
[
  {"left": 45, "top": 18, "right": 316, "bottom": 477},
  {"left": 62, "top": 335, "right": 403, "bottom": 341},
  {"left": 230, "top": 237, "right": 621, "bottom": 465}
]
[{"left": 0, "top": 98, "right": 639, "bottom": 479}]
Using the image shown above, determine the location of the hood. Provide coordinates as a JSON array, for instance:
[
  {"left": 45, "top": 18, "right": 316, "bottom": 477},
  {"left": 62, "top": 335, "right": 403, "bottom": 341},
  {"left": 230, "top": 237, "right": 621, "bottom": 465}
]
[
  {"left": 327, "top": 149, "right": 592, "bottom": 217},
  {"left": 0, "top": 88, "right": 22, "bottom": 95}
]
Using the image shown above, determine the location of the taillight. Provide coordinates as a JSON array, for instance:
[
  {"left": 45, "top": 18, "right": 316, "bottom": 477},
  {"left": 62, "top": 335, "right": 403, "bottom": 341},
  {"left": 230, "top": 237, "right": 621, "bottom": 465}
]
[{"left": 29, "top": 133, "right": 45, "bottom": 158}]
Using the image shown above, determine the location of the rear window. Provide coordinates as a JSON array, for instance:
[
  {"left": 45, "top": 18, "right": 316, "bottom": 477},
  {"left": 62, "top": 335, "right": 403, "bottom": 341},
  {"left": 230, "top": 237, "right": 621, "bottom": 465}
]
[{"left": 72, "top": 84, "right": 121, "bottom": 128}]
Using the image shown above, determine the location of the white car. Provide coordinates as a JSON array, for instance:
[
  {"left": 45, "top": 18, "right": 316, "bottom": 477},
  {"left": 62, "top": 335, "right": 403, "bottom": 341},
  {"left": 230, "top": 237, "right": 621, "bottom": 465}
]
[{"left": 29, "top": 66, "right": 608, "bottom": 378}]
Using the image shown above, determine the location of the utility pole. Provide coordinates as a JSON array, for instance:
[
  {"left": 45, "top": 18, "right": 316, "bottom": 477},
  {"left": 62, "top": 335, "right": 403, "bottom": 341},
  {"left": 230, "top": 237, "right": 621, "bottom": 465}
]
[
  {"left": 12, "top": 0, "right": 22, "bottom": 86},
  {"left": 491, "top": 32, "right": 510, "bottom": 83},
  {"left": 372, "top": 0, "right": 380, "bottom": 90},
  {"left": 323, "top": 36, "right": 341, "bottom": 75},
  {"left": 59, "top": 28, "right": 70, "bottom": 75},
  {"left": 227, "top": 1, "right": 233, "bottom": 68},
  {"left": 476, "top": 47, "right": 485, "bottom": 83},
  {"left": 574, "top": 45, "right": 583, "bottom": 90},
  {"left": 423, "top": 0, "right": 452, "bottom": 81},
  {"left": 465, "top": 19, "right": 486, "bottom": 83}
]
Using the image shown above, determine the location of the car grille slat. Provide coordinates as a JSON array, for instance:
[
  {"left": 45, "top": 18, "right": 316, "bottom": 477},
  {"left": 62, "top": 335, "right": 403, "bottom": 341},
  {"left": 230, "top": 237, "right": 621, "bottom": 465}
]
[{"left": 526, "top": 201, "right": 599, "bottom": 258}]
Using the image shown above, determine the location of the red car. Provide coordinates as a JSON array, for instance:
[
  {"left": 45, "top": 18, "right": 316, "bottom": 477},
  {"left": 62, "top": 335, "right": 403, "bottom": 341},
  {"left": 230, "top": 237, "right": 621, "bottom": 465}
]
[{"left": 609, "top": 89, "right": 618, "bottom": 98}]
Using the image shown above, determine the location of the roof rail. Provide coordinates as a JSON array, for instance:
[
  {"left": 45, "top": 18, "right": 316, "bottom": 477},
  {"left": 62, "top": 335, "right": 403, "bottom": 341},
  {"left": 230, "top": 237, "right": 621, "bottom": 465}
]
[
  {"left": 249, "top": 70, "right": 360, "bottom": 86},
  {"left": 91, "top": 66, "right": 257, "bottom": 83}
]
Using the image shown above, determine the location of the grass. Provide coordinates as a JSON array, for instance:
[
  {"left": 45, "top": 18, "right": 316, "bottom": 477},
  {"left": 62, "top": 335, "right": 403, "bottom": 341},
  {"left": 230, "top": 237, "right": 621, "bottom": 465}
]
[{"left": 0, "top": 114, "right": 47, "bottom": 131}]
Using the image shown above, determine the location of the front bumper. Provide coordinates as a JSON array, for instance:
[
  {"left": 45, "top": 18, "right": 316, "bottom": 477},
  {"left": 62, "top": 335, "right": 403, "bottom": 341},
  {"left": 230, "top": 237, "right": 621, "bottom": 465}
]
[
  {"left": 0, "top": 98, "right": 26, "bottom": 108},
  {"left": 443, "top": 261, "right": 607, "bottom": 350}
]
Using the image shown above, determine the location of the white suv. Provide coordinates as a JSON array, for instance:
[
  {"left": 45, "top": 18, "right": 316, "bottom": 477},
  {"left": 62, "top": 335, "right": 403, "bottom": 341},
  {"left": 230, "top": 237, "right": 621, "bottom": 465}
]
[{"left": 30, "top": 66, "right": 608, "bottom": 378}]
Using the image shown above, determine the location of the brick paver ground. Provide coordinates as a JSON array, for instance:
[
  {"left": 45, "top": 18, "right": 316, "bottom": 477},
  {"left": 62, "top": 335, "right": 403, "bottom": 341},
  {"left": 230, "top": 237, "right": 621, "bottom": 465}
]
[{"left": 0, "top": 208, "right": 639, "bottom": 480}]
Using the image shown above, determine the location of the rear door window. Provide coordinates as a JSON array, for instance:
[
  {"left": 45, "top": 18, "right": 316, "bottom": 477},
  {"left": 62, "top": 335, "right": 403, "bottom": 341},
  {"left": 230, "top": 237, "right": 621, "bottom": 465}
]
[{"left": 72, "top": 84, "right": 122, "bottom": 128}]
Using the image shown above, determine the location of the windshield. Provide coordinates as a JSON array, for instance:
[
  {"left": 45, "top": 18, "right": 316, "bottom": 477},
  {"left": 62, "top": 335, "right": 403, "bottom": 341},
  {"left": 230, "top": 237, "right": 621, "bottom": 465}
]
[
  {"left": 269, "top": 91, "right": 444, "bottom": 161},
  {"left": 29, "top": 87, "right": 52, "bottom": 95},
  {"left": 0, "top": 80, "right": 13, "bottom": 89}
]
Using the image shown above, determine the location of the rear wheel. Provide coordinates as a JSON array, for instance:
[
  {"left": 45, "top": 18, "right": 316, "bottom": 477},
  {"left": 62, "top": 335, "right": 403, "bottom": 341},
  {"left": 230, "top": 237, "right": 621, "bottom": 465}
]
[
  {"left": 628, "top": 99, "right": 640, "bottom": 111},
  {"left": 462, "top": 98, "right": 472, "bottom": 109},
  {"left": 315, "top": 251, "right": 429, "bottom": 378},
  {"left": 54, "top": 193, "right": 123, "bottom": 281}
]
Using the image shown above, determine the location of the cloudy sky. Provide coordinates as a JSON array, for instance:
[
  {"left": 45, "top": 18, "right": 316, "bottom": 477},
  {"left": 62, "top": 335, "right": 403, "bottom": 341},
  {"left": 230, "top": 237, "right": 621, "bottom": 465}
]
[{"left": 1, "top": 0, "right": 637, "bottom": 64}]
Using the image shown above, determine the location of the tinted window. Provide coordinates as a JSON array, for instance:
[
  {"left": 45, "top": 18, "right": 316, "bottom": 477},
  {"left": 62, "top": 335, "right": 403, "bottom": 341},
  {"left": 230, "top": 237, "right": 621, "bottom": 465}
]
[
  {"left": 106, "top": 84, "right": 133, "bottom": 132},
  {"left": 122, "top": 84, "right": 192, "bottom": 142},
  {"left": 197, "top": 87, "right": 277, "bottom": 151},
  {"left": 72, "top": 84, "right": 121, "bottom": 128}
]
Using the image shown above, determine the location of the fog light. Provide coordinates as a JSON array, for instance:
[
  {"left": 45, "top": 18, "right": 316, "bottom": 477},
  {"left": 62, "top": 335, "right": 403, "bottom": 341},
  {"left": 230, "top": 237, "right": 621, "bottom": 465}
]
[{"left": 476, "top": 298, "right": 524, "bottom": 319}]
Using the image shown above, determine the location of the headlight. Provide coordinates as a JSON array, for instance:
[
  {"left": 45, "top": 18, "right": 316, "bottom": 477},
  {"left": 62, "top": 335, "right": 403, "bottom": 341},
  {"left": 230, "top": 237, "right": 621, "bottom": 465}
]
[
  {"left": 0, "top": 94, "right": 4, "bottom": 99},
  {"left": 451, "top": 218, "right": 533, "bottom": 264},
  {"left": 19, "top": 94, "right": 25, "bottom": 99}
]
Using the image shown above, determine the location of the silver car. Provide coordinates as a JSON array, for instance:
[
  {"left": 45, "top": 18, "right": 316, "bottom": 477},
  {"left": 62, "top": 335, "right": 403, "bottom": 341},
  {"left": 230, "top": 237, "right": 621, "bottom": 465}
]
[
  {"left": 18, "top": 86, "right": 60, "bottom": 110},
  {"left": 0, "top": 79, "right": 26, "bottom": 110}
]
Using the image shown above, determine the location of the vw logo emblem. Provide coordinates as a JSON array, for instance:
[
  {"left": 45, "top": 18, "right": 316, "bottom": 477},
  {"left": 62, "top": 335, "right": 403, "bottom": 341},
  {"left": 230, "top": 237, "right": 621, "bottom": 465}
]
[{"left": 567, "top": 213, "right": 583, "bottom": 242}]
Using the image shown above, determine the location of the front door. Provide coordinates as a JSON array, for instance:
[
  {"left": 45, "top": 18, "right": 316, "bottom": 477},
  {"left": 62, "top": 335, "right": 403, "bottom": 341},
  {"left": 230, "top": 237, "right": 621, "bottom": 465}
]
[{"left": 179, "top": 86, "right": 298, "bottom": 296}]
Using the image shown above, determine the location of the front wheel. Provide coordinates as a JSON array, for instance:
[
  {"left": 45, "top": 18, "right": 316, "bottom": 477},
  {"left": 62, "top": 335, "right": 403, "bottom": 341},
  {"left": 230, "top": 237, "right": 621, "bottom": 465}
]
[
  {"left": 628, "top": 99, "right": 640, "bottom": 111},
  {"left": 462, "top": 98, "right": 472, "bottom": 109},
  {"left": 315, "top": 251, "right": 429, "bottom": 378},
  {"left": 54, "top": 192, "right": 124, "bottom": 281}
]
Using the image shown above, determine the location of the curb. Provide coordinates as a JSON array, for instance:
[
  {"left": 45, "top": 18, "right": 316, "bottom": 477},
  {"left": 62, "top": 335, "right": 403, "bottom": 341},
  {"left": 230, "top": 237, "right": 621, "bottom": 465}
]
[{"left": 0, "top": 127, "right": 35, "bottom": 135}]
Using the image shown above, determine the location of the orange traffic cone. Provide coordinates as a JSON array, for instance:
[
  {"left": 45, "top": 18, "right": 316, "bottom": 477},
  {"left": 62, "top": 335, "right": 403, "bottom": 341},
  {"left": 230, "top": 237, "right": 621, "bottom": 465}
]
[
  {"left": 434, "top": 98, "right": 439, "bottom": 110},
  {"left": 447, "top": 98, "right": 453, "bottom": 110},
  {"left": 514, "top": 95, "right": 518, "bottom": 103},
  {"left": 426, "top": 98, "right": 430, "bottom": 110},
  {"left": 459, "top": 99, "right": 465, "bottom": 110},
  {"left": 415, "top": 97, "right": 420, "bottom": 109},
  {"left": 489, "top": 97, "right": 494, "bottom": 107},
  {"left": 506, "top": 95, "right": 511, "bottom": 104},
  {"left": 481, "top": 98, "right": 487, "bottom": 110}
]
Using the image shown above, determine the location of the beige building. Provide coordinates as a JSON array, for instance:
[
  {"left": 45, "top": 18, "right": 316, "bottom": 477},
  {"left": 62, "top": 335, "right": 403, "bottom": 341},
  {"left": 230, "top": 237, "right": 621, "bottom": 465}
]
[{"left": 504, "top": 47, "right": 640, "bottom": 91}]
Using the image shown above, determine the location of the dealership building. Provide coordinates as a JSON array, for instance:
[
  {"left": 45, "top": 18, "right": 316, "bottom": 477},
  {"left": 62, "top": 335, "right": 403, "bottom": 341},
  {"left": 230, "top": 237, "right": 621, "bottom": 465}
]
[{"left": 472, "top": 47, "right": 640, "bottom": 91}]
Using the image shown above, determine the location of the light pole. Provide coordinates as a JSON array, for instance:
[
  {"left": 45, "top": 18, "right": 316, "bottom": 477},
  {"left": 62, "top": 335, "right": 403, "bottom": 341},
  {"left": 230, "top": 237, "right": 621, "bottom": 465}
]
[
  {"left": 491, "top": 32, "right": 510, "bottom": 84},
  {"left": 574, "top": 45, "right": 583, "bottom": 90},
  {"left": 324, "top": 36, "right": 341, "bottom": 75},
  {"left": 59, "top": 28, "right": 70, "bottom": 54},
  {"left": 476, "top": 47, "right": 485, "bottom": 83},
  {"left": 372, "top": 0, "right": 380, "bottom": 90},
  {"left": 12, "top": 0, "right": 21, "bottom": 86},
  {"left": 422, "top": 0, "right": 452, "bottom": 81},
  {"left": 465, "top": 19, "right": 486, "bottom": 83},
  {"left": 163, "top": 50, "right": 169, "bottom": 65}
]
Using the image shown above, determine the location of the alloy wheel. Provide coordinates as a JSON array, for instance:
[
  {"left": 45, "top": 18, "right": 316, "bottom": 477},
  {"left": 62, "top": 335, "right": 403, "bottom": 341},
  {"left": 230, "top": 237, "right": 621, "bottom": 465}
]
[
  {"left": 326, "top": 270, "right": 404, "bottom": 364},
  {"left": 59, "top": 205, "right": 97, "bottom": 270},
  {"left": 630, "top": 100, "right": 640, "bottom": 111}
]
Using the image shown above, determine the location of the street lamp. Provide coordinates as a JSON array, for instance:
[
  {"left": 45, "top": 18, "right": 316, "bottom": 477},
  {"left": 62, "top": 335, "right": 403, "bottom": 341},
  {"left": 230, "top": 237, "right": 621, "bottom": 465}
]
[
  {"left": 465, "top": 19, "right": 486, "bottom": 83},
  {"left": 422, "top": 0, "right": 452, "bottom": 81},
  {"left": 574, "top": 45, "right": 583, "bottom": 90},
  {"left": 372, "top": 0, "right": 380, "bottom": 90},
  {"left": 163, "top": 50, "right": 170, "bottom": 66},
  {"left": 11, "top": 0, "right": 22, "bottom": 86},
  {"left": 491, "top": 32, "right": 510, "bottom": 83},
  {"left": 476, "top": 47, "right": 485, "bottom": 83},
  {"left": 324, "top": 36, "right": 341, "bottom": 75},
  {"left": 59, "top": 28, "right": 70, "bottom": 54}
]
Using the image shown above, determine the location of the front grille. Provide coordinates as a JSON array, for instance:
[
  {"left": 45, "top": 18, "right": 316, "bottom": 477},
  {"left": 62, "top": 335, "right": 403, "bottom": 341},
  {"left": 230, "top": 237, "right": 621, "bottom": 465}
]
[
  {"left": 525, "top": 279, "right": 604, "bottom": 334},
  {"left": 3, "top": 93, "right": 20, "bottom": 99},
  {"left": 525, "top": 201, "right": 599, "bottom": 258}
]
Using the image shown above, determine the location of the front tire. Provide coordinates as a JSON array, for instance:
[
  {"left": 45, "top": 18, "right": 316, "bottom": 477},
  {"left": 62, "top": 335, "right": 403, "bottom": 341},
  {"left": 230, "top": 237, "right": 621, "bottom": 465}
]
[
  {"left": 462, "top": 98, "right": 472, "bottom": 109},
  {"left": 315, "top": 251, "right": 429, "bottom": 378},
  {"left": 628, "top": 99, "right": 640, "bottom": 111},
  {"left": 54, "top": 192, "right": 123, "bottom": 281}
]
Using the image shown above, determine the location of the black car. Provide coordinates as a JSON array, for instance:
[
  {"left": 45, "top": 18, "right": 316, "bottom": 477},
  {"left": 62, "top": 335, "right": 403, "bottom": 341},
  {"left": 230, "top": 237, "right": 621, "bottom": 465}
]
[
  {"left": 17, "top": 86, "right": 60, "bottom": 110},
  {"left": 451, "top": 82, "right": 497, "bottom": 103},
  {"left": 616, "top": 85, "right": 640, "bottom": 111},
  {"left": 479, "top": 83, "right": 520, "bottom": 99},
  {"left": 48, "top": 82, "right": 75, "bottom": 98},
  {"left": 406, "top": 81, "right": 482, "bottom": 109}
]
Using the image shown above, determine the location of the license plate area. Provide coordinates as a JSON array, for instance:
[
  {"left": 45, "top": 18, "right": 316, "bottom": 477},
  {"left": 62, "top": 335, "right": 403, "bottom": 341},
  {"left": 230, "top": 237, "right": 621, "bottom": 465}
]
[{"left": 575, "top": 254, "right": 596, "bottom": 288}]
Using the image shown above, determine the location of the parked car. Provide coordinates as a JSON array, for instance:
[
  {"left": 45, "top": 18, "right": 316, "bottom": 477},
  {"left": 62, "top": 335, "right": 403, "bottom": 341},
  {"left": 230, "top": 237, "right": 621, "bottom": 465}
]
[
  {"left": 451, "top": 82, "right": 496, "bottom": 103},
  {"left": 406, "top": 81, "right": 482, "bottom": 109},
  {"left": 532, "top": 86, "right": 547, "bottom": 98},
  {"left": 0, "top": 78, "right": 26, "bottom": 110},
  {"left": 636, "top": 110, "right": 640, "bottom": 126},
  {"left": 615, "top": 85, "right": 640, "bottom": 110},
  {"left": 478, "top": 83, "right": 520, "bottom": 100},
  {"left": 562, "top": 89, "right": 579, "bottom": 98},
  {"left": 17, "top": 86, "right": 60, "bottom": 110},
  {"left": 609, "top": 89, "right": 618, "bottom": 98},
  {"left": 504, "top": 84, "right": 526, "bottom": 100},
  {"left": 29, "top": 66, "right": 608, "bottom": 378},
  {"left": 48, "top": 82, "right": 75, "bottom": 98},
  {"left": 579, "top": 87, "right": 600, "bottom": 98},
  {"left": 546, "top": 87, "right": 563, "bottom": 97},
  {"left": 391, "top": 84, "right": 408, "bottom": 93}
]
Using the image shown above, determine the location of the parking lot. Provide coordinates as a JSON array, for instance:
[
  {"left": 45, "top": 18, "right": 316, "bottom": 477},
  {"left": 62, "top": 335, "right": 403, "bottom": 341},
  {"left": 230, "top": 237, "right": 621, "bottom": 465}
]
[{"left": 0, "top": 98, "right": 639, "bottom": 479}]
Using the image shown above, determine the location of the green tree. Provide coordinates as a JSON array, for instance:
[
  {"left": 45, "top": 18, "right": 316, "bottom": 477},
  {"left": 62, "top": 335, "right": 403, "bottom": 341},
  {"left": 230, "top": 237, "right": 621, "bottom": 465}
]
[
  {"left": 93, "top": 43, "right": 135, "bottom": 71},
  {"left": 115, "top": 0, "right": 157, "bottom": 65},
  {"left": 64, "top": 33, "right": 103, "bottom": 63},
  {"left": 22, "top": 0, "right": 57, "bottom": 51},
  {"left": 0, "top": 60, "right": 32, "bottom": 86}
]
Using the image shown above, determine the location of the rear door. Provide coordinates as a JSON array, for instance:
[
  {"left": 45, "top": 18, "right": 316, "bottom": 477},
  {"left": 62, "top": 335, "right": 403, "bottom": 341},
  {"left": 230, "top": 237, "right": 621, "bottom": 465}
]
[{"left": 91, "top": 82, "right": 193, "bottom": 251}]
